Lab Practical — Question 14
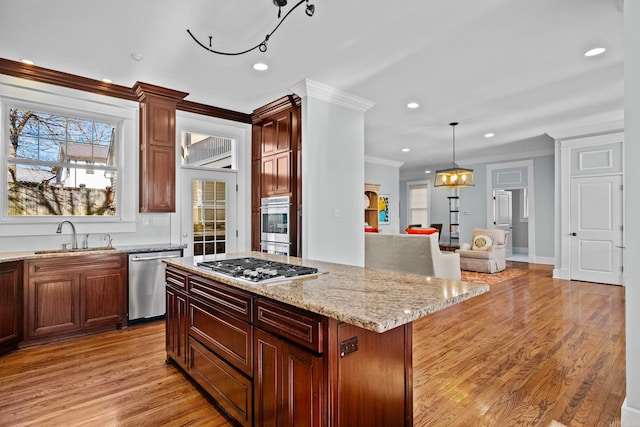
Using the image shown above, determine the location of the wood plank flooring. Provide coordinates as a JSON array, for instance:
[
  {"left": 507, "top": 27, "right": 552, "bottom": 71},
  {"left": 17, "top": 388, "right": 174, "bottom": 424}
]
[{"left": 0, "top": 263, "right": 625, "bottom": 426}]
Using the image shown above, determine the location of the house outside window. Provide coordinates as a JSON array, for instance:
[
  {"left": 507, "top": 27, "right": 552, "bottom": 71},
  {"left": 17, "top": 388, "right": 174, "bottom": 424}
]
[{"left": 7, "top": 107, "right": 118, "bottom": 217}]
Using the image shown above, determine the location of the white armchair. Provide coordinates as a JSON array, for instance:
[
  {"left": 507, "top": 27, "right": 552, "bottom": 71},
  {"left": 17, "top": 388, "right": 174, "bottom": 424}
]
[{"left": 456, "top": 228, "right": 507, "bottom": 273}]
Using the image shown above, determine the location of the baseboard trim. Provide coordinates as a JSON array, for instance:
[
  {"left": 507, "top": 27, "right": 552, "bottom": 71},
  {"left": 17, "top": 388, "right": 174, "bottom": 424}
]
[
  {"left": 533, "top": 256, "right": 555, "bottom": 265},
  {"left": 621, "top": 397, "right": 640, "bottom": 426},
  {"left": 553, "top": 267, "right": 571, "bottom": 280}
]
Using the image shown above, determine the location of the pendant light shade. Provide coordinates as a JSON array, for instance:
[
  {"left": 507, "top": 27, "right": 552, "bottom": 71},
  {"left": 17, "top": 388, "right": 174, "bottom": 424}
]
[{"left": 434, "top": 122, "right": 475, "bottom": 188}]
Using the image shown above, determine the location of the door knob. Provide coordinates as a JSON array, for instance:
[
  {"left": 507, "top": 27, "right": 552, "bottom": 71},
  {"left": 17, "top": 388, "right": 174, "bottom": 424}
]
[{"left": 571, "top": 232, "right": 577, "bottom": 236}]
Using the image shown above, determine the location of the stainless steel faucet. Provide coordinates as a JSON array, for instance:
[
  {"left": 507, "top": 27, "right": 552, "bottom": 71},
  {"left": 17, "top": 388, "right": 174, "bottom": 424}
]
[
  {"left": 56, "top": 220, "right": 78, "bottom": 250},
  {"left": 104, "top": 233, "right": 113, "bottom": 248}
]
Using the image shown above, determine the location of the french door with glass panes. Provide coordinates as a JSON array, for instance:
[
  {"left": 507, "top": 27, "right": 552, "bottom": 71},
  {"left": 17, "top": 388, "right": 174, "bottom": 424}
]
[{"left": 180, "top": 168, "right": 237, "bottom": 257}]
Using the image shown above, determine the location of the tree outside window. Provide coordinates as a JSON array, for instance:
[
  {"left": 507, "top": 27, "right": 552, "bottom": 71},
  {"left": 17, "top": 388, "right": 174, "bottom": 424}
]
[{"left": 7, "top": 108, "right": 118, "bottom": 216}]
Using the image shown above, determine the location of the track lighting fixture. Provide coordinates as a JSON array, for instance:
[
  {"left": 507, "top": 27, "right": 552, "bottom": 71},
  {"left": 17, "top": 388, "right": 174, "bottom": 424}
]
[{"left": 187, "top": 0, "right": 315, "bottom": 56}]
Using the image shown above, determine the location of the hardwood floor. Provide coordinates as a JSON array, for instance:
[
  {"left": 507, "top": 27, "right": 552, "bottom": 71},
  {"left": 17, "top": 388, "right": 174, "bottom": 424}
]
[{"left": 0, "top": 263, "right": 625, "bottom": 426}]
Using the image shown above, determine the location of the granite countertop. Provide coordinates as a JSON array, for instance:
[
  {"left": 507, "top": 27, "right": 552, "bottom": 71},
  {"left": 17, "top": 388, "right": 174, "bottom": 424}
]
[
  {"left": 165, "top": 251, "right": 489, "bottom": 333},
  {"left": 0, "top": 243, "right": 185, "bottom": 263}
]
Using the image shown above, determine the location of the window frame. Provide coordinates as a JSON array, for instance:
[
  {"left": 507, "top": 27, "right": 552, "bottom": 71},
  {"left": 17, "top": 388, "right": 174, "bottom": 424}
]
[
  {"left": 7, "top": 103, "right": 120, "bottom": 217},
  {"left": 0, "top": 75, "right": 138, "bottom": 236}
]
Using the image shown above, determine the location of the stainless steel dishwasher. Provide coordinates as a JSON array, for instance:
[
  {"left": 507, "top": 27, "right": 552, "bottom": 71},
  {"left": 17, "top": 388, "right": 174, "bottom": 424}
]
[{"left": 128, "top": 249, "right": 183, "bottom": 322}]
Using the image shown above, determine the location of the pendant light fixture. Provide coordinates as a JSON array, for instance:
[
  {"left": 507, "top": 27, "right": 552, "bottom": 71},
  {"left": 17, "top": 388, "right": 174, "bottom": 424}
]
[
  {"left": 187, "top": 0, "right": 315, "bottom": 56},
  {"left": 434, "top": 122, "right": 475, "bottom": 188}
]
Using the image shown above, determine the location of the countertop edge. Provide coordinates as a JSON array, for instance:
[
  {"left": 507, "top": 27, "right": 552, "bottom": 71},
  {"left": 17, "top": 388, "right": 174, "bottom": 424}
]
[
  {"left": 0, "top": 244, "right": 186, "bottom": 263},
  {"left": 164, "top": 257, "right": 490, "bottom": 334}
]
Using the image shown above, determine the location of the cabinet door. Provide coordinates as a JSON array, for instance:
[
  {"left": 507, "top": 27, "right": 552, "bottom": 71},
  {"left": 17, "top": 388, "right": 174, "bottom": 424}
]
[
  {"left": 189, "top": 337, "right": 253, "bottom": 427},
  {"left": 274, "top": 151, "right": 291, "bottom": 195},
  {"left": 262, "top": 152, "right": 292, "bottom": 197},
  {"left": 166, "top": 286, "right": 189, "bottom": 369},
  {"left": 26, "top": 274, "right": 81, "bottom": 339},
  {"left": 255, "top": 328, "right": 282, "bottom": 427},
  {"left": 254, "top": 328, "right": 323, "bottom": 427},
  {"left": 282, "top": 340, "right": 323, "bottom": 427},
  {"left": 140, "top": 144, "right": 175, "bottom": 212},
  {"left": 262, "top": 155, "right": 275, "bottom": 197},
  {"left": 274, "top": 112, "right": 292, "bottom": 152},
  {"left": 80, "top": 268, "right": 126, "bottom": 329},
  {"left": 0, "top": 262, "right": 22, "bottom": 355}
]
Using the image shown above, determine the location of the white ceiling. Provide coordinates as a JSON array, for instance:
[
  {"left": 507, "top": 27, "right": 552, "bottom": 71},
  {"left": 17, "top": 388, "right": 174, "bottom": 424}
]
[{"left": 0, "top": 0, "right": 624, "bottom": 180}]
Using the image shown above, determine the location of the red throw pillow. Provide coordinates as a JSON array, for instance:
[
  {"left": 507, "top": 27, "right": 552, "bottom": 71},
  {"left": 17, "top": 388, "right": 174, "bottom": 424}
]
[{"left": 405, "top": 227, "right": 438, "bottom": 235}]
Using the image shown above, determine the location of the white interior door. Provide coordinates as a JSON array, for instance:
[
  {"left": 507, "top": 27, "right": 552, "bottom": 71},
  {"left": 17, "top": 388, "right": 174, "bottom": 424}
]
[
  {"left": 570, "top": 175, "right": 623, "bottom": 285},
  {"left": 494, "top": 190, "right": 513, "bottom": 257},
  {"left": 180, "top": 168, "right": 237, "bottom": 258}
]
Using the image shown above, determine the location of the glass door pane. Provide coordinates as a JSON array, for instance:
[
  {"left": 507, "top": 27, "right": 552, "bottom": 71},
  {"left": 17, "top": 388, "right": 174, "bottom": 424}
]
[{"left": 181, "top": 168, "right": 236, "bottom": 258}]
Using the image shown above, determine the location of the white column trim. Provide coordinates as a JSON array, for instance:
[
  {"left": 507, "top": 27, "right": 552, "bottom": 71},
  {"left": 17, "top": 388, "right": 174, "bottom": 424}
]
[{"left": 290, "top": 78, "right": 375, "bottom": 112}]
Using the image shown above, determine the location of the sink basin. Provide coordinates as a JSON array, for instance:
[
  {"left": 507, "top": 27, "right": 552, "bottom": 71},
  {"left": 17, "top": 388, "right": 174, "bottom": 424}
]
[{"left": 34, "top": 246, "right": 116, "bottom": 254}]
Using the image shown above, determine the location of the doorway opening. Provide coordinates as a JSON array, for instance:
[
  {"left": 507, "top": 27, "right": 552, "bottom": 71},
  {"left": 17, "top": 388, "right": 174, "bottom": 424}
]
[{"left": 486, "top": 160, "right": 535, "bottom": 263}]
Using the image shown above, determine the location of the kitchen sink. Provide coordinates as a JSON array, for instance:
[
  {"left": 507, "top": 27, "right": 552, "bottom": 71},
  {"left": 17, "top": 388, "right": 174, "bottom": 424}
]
[{"left": 34, "top": 246, "right": 116, "bottom": 254}]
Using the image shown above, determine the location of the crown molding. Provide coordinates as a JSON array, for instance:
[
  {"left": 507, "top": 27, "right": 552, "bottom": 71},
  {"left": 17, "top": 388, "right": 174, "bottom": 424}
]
[
  {"left": 365, "top": 155, "right": 404, "bottom": 168},
  {"left": 290, "top": 78, "right": 375, "bottom": 112}
]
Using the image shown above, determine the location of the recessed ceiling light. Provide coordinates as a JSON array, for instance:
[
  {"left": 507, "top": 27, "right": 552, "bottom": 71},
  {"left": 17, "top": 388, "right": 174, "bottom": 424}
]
[
  {"left": 425, "top": 170, "right": 431, "bottom": 174},
  {"left": 407, "top": 102, "right": 419, "bottom": 109},
  {"left": 402, "top": 148, "right": 410, "bottom": 152},
  {"left": 21, "top": 59, "right": 34, "bottom": 65},
  {"left": 584, "top": 47, "right": 606, "bottom": 57},
  {"left": 130, "top": 52, "right": 144, "bottom": 61},
  {"left": 102, "top": 78, "right": 112, "bottom": 83},
  {"left": 484, "top": 132, "right": 495, "bottom": 138},
  {"left": 253, "top": 62, "right": 268, "bottom": 71}
]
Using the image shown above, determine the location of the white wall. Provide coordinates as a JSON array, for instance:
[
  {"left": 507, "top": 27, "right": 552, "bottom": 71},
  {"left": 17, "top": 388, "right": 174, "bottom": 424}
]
[
  {"left": 623, "top": 1, "right": 640, "bottom": 424},
  {"left": 292, "top": 79, "right": 374, "bottom": 267},
  {"left": 401, "top": 155, "right": 554, "bottom": 260},
  {"left": 365, "top": 157, "right": 402, "bottom": 234}
]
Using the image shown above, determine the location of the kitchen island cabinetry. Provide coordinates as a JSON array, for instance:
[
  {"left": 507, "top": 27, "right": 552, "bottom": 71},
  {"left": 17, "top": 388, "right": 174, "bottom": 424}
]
[
  {"left": 23, "top": 253, "right": 127, "bottom": 345},
  {"left": 164, "top": 256, "right": 454, "bottom": 426},
  {"left": 165, "top": 267, "right": 189, "bottom": 370},
  {"left": 0, "top": 261, "right": 22, "bottom": 355}
]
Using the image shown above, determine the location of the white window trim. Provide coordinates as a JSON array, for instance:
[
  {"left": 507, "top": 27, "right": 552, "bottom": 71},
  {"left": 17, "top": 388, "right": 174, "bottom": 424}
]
[
  {"left": 405, "top": 179, "right": 430, "bottom": 228},
  {"left": 0, "top": 74, "right": 138, "bottom": 236}
]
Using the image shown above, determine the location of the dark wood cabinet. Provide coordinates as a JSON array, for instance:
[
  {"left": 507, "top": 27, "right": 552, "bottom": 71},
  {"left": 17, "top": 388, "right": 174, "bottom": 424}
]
[
  {"left": 134, "top": 82, "right": 188, "bottom": 213},
  {"left": 261, "top": 151, "right": 291, "bottom": 197},
  {"left": 251, "top": 96, "right": 302, "bottom": 255},
  {"left": 332, "top": 321, "right": 413, "bottom": 426},
  {"left": 23, "top": 253, "right": 127, "bottom": 345},
  {"left": 166, "top": 267, "right": 189, "bottom": 370},
  {"left": 165, "top": 264, "right": 413, "bottom": 427},
  {"left": 254, "top": 327, "right": 323, "bottom": 427},
  {"left": 0, "top": 261, "right": 22, "bottom": 355},
  {"left": 189, "top": 336, "right": 253, "bottom": 426}
]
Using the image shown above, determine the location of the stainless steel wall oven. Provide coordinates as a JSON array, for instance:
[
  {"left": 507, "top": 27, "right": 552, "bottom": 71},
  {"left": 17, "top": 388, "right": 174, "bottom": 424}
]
[{"left": 260, "top": 196, "right": 290, "bottom": 255}]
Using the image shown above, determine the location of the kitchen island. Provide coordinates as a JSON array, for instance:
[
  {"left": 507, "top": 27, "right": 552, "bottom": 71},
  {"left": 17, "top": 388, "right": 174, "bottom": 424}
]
[{"left": 164, "top": 252, "right": 488, "bottom": 426}]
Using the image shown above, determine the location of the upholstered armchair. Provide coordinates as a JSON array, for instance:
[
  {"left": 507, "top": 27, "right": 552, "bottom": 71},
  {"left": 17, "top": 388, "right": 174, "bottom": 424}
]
[{"left": 456, "top": 228, "right": 507, "bottom": 273}]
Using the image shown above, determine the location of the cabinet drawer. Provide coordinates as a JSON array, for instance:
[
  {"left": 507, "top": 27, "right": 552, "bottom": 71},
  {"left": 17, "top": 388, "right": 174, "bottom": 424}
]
[
  {"left": 255, "top": 299, "right": 323, "bottom": 353},
  {"left": 189, "top": 337, "right": 253, "bottom": 427},
  {"left": 166, "top": 267, "right": 188, "bottom": 291},
  {"left": 189, "top": 276, "right": 252, "bottom": 322},
  {"left": 190, "top": 297, "right": 253, "bottom": 376},
  {"left": 27, "top": 253, "right": 125, "bottom": 275}
]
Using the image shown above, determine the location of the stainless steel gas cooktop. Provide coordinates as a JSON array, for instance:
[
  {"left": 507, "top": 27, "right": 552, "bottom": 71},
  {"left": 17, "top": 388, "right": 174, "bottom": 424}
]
[{"left": 197, "top": 257, "right": 320, "bottom": 284}]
